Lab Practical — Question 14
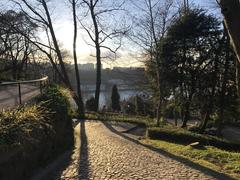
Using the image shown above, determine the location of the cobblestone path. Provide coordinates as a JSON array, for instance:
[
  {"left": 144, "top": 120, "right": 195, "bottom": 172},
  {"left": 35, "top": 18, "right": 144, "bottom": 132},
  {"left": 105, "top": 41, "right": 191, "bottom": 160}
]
[{"left": 43, "top": 121, "right": 230, "bottom": 180}]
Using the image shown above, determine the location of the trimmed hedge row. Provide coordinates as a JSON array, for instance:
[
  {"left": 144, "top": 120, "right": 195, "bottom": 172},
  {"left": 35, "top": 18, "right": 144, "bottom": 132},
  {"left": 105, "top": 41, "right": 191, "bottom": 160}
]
[
  {"left": 0, "top": 84, "right": 74, "bottom": 180},
  {"left": 147, "top": 127, "right": 240, "bottom": 152},
  {"left": 86, "top": 111, "right": 153, "bottom": 126}
]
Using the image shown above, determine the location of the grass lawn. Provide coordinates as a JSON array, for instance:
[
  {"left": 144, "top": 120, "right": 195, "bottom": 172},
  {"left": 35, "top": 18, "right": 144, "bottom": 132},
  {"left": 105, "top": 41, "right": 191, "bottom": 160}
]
[{"left": 141, "top": 139, "right": 240, "bottom": 179}]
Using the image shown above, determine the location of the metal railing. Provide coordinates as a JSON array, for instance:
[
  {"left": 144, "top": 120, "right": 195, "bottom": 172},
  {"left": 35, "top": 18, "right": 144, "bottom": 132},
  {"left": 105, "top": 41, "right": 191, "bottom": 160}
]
[{"left": 0, "top": 76, "right": 48, "bottom": 105}]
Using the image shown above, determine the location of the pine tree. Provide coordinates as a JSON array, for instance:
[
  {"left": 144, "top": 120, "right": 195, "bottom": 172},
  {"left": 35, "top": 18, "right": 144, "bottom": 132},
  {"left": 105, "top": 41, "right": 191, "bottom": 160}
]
[{"left": 111, "top": 85, "right": 121, "bottom": 111}]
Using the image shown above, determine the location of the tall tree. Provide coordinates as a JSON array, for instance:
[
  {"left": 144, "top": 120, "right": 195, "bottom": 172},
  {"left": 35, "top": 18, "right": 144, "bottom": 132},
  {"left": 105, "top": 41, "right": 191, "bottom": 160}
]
[
  {"left": 79, "top": 0, "right": 128, "bottom": 111},
  {"left": 13, "top": 0, "right": 85, "bottom": 116},
  {"left": 0, "top": 10, "right": 37, "bottom": 80},
  {"left": 160, "top": 8, "right": 222, "bottom": 128},
  {"left": 70, "top": 0, "right": 85, "bottom": 117},
  {"left": 130, "top": 0, "right": 174, "bottom": 126}
]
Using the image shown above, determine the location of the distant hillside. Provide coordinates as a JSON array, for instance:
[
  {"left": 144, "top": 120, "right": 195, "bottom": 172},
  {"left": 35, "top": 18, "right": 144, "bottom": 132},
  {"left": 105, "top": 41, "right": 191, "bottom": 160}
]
[{"left": 68, "top": 65, "right": 147, "bottom": 85}]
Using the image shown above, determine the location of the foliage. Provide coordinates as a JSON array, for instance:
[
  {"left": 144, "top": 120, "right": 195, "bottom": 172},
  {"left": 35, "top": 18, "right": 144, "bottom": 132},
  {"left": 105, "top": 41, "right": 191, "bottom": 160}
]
[
  {"left": 0, "top": 105, "right": 51, "bottom": 145},
  {"left": 142, "top": 139, "right": 240, "bottom": 179},
  {"left": 146, "top": 7, "right": 238, "bottom": 130},
  {"left": 111, "top": 84, "right": 121, "bottom": 111},
  {"left": 162, "top": 8, "right": 223, "bottom": 125},
  {"left": 35, "top": 84, "right": 73, "bottom": 118},
  {"left": 164, "top": 99, "right": 181, "bottom": 119},
  {"left": 122, "top": 95, "right": 155, "bottom": 117},
  {"left": 123, "top": 101, "right": 136, "bottom": 115}
]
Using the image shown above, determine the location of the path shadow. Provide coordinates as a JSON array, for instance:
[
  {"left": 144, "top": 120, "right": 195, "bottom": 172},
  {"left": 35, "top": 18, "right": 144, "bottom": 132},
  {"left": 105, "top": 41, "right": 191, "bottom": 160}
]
[
  {"left": 31, "top": 121, "right": 89, "bottom": 180},
  {"left": 102, "top": 121, "right": 234, "bottom": 180},
  {"left": 78, "top": 120, "right": 90, "bottom": 179},
  {"left": 31, "top": 146, "right": 74, "bottom": 180}
]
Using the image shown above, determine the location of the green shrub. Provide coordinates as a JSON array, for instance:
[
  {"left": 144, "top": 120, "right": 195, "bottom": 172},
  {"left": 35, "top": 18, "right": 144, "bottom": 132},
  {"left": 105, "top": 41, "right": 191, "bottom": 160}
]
[
  {"left": 147, "top": 127, "right": 240, "bottom": 152},
  {"left": 34, "top": 84, "right": 74, "bottom": 154},
  {"left": 0, "top": 84, "right": 74, "bottom": 179},
  {"left": 36, "top": 84, "right": 73, "bottom": 117},
  {"left": 0, "top": 105, "right": 52, "bottom": 145}
]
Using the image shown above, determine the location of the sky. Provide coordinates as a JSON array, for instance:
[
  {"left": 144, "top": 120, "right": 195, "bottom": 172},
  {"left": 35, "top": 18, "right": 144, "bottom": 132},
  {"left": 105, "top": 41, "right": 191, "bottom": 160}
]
[{"left": 0, "top": 0, "right": 222, "bottom": 68}]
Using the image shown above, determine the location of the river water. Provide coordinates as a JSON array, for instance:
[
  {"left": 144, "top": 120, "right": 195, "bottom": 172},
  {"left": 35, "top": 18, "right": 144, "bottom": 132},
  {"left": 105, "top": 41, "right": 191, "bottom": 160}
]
[{"left": 80, "top": 84, "right": 147, "bottom": 108}]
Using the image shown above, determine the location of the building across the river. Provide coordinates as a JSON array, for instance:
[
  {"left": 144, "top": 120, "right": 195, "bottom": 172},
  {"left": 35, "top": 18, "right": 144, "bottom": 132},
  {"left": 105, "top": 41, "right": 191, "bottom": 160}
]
[{"left": 78, "top": 63, "right": 95, "bottom": 71}]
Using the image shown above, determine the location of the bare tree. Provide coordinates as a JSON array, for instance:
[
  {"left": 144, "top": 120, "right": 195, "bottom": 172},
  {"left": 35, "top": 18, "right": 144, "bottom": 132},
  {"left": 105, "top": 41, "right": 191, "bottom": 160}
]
[
  {"left": 13, "top": 0, "right": 85, "bottom": 116},
  {"left": 129, "top": 0, "right": 175, "bottom": 126},
  {"left": 78, "top": 0, "right": 128, "bottom": 111},
  {"left": 69, "top": 0, "right": 85, "bottom": 116},
  {"left": 0, "top": 10, "right": 36, "bottom": 80}
]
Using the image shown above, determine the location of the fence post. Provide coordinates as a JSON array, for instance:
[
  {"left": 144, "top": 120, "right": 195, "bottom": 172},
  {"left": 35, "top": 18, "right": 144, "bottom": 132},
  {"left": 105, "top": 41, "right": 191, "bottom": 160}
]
[{"left": 18, "top": 83, "right": 22, "bottom": 105}]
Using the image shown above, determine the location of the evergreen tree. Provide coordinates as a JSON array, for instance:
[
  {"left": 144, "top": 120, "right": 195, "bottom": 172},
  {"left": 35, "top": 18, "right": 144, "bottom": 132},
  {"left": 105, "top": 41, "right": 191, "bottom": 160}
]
[
  {"left": 135, "top": 95, "right": 145, "bottom": 115},
  {"left": 86, "top": 97, "right": 96, "bottom": 111},
  {"left": 111, "top": 85, "right": 121, "bottom": 111}
]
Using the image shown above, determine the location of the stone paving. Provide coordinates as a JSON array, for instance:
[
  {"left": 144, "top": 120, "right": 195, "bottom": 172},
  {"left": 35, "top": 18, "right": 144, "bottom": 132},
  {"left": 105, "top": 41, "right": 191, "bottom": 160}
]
[{"left": 42, "top": 121, "right": 230, "bottom": 180}]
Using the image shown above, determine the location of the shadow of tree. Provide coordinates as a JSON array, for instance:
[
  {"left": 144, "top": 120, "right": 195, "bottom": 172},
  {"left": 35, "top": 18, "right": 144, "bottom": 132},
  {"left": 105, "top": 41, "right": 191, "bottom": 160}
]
[
  {"left": 30, "top": 148, "right": 74, "bottom": 180},
  {"left": 78, "top": 120, "right": 90, "bottom": 179},
  {"left": 102, "top": 121, "right": 234, "bottom": 180},
  {"left": 30, "top": 121, "right": 90, "bottom": 180}
]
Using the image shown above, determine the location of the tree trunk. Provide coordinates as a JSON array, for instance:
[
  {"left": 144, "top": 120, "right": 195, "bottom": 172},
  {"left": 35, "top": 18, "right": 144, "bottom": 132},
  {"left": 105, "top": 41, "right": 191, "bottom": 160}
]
[
  {"left": 12, "top": 60, "right": 17, "bottom": 80},
  {"left": 94, "top": 48, "right": 101, "bottom": 112},
  {"left": 200, "top": 51, "right": 219, "bottom": 133},
  {"left": 181, "top": 101, "right": 190, "bottom": 128},
  {"left": 42, "top": 0, "right": 72, "bottom": 88},
  {"left": 156, "top": 98, "right": 162, "bottom": 126},
  {"left": 199, "top": 97, "right": 215, "bottom": 133},
  {"left": 200, "top": 96, "right": 215, "bottom": 133},
  {"left": 174, "top": 109, "right": 178, "bottom": 126},
  {"left": 217, "top": 25, "right": 230, "bottom": 136},
  {"left": 42, "top": 0, "right": 86, "bottom": 114},
  {"left": 236, "top": 59, "right": 240, "bottom": 97},
  {"left": 155, "top": 64, "right": 163, "bottom": 126},
  {"left": 200, "top": 111, "right": 210, "bottom": 133},
  {"left": 219, "top": 0, "right": 240, "bottom": 63},
  {"left": 72, "top": 0, "right": 85, "bottom": 118},
  {"left": 147, "top": 0, "right": 163, "bottom": 124},
  {"left": 89, "top": 0, "right": 101, "bottom": 112},
  {"left": 173, "top": 90, "right": 178, "bottom": 126}
]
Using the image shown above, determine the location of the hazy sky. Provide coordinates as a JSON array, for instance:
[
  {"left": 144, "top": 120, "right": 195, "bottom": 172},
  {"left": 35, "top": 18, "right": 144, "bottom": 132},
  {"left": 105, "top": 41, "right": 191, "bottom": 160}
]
[{"left": 0, "top": 0, "right": 221, "bottom": 68}]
